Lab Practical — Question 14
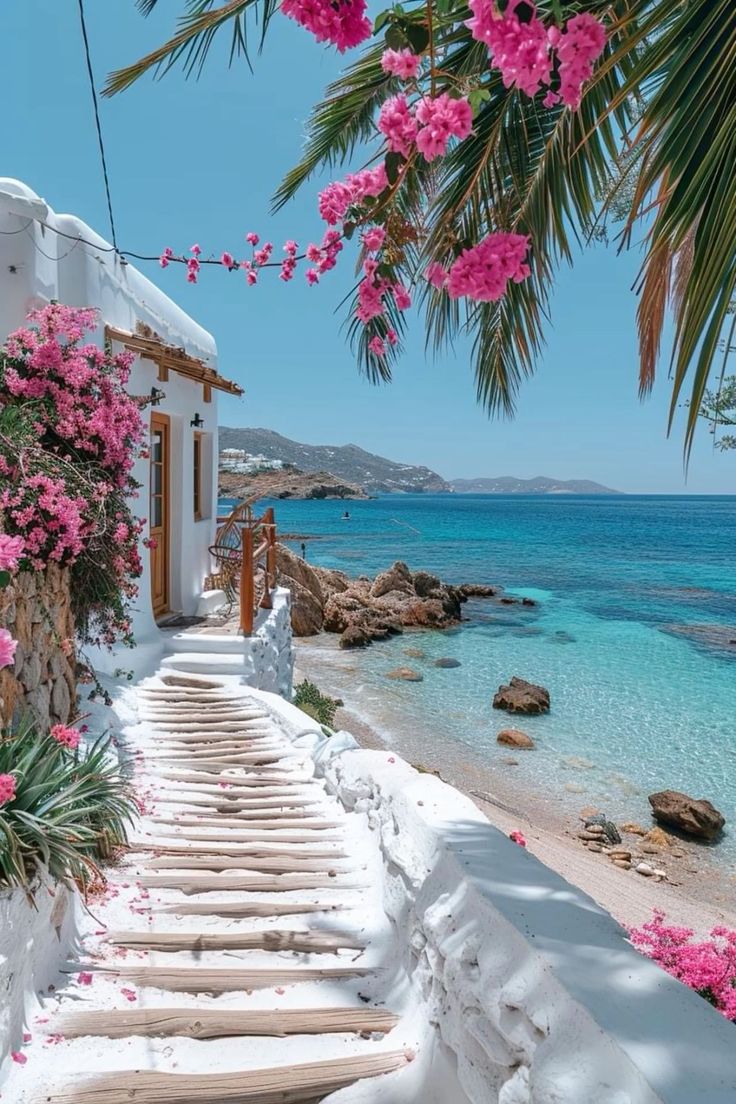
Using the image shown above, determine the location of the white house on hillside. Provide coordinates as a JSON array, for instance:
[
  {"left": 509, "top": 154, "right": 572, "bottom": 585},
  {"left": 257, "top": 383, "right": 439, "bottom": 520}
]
[{"left": 0, "top": 178, "right": 243, "bottom": 662}]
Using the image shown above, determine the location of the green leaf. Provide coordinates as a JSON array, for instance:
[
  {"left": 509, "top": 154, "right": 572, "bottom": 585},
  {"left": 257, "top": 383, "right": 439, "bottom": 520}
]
[
  {"left": 384, "top": 24, "right": 407, "bottom": 51},
  {"left": 385, "top": 151, "right": 405, "bottom": 185},
  {"left": 373, "top": 10, "right": 391, "bottom": 34},
  {"left": 404, "top": 23, "right": 429, "bottom": 54},
  {"left": 343, "top": 221, "right": 356, "bottom": 240},
  {"left": 468, "top": 87, "right": 491, "bottom": 114},
  {"left": 0, "top": 570, "right": 10, "bottom": 589}
]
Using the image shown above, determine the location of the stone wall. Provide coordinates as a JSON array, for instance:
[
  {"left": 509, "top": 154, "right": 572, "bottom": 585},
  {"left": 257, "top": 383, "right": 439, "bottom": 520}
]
[{"left": 0, "top": 565, "right": 76, "bottom": 729}]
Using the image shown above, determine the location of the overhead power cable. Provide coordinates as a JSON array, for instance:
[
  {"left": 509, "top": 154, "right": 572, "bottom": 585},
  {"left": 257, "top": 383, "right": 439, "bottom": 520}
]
[{"left": 77, "top": 0, "right": 119, "bottom": 253}]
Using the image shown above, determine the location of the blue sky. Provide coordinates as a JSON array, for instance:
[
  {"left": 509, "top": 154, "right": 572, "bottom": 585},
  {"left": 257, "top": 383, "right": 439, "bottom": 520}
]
[{"left": 1, "top": 1, "right": 732, "bottom": 493}]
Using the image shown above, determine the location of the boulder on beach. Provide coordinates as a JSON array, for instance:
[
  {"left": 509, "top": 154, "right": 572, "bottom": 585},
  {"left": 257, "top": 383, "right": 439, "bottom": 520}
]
[
  {"left": 493, "top": 676, "right": 550, "bottom": 715},
  {"left": 339, "top": 625, "right": 370, "bottom": 649},
  {"left": 386, "top": 667, "right": 424, "bottom": 682},
  {"left": 434, "top": 657, "right": 461, "bottom": 668},
  {"left": 648, "top": 790, "right": 725, "bottom": 839},
  {"left": 371, "top": 561, "right": 414, "bottom": 599},
  {"left": 496, "top": 729, "right": 534, "bottom": 749}
]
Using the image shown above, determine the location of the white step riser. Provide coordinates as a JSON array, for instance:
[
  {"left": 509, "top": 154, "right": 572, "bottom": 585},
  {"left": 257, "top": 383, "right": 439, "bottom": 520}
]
[
  {"left": 160, "top": 653, "right": 259, "bottom": 676},
  {"left": 167, "top": 633, "right": 255, "bottom": 656}
]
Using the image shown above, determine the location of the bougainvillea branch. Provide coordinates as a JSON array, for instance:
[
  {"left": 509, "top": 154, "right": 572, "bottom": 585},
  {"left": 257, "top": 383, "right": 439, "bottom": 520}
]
[{"left": 154, "top": 0, "right": 606, "bottom": 373}]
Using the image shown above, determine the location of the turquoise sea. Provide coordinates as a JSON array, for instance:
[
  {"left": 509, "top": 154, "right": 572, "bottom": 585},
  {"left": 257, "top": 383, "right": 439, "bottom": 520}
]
[{"left": 225, "top": 494, "right": 736, "bottom": 862}]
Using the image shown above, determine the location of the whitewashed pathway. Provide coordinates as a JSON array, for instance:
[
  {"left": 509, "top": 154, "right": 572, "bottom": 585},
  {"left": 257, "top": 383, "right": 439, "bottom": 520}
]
[{"left": 5, "top": 673, "right": 413, "bottom": 1103}]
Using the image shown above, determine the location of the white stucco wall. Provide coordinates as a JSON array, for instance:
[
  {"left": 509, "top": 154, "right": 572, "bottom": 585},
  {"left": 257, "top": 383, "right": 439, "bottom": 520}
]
[
  {"left": 163, "top": 587, "right": 294, "bottom": 697},
  {"left": 0, "top": 178, "right": 230, "bottom": 660},
  {"left": 0, "top": 877, "right": 77, "bottom": 1065},
  {"left": 247, "top": 691, "right": 736, "bottom": 1104}
]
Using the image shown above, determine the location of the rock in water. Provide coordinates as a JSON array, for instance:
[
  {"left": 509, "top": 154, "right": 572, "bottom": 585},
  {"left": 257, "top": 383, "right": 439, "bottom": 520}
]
[
  {"left": 496, "top": 729, "right": 535, "bottom": 750},
  {"left": 339, "top": 625, "right": 370, "bottom": 649},
  {"left": 493, "top": 677, "right": 550, "bottom": 715},
  {"left": 386, "top": 667, "right": 424, "bottom": 682},
  {"left": 434, "top": 657, "right": 461, "bottom": 668},
  {"left": 648, "top": 790, "right": 725, "bottom": 839}
]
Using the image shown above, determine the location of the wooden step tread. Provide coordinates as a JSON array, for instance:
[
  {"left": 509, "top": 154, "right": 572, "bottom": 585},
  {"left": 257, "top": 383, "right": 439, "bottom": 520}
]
[
  {"left": 87, "top": 965, "right": 373, "bottom": 992},
  {"left": 139, "top": 873, "right": 358, "bottom": 894},
  {"left": 59, "top": 1005, "right": 399, "bottom": 1039},
  {"left": 108, "top": 929, "right": 365, "bottom": 952},
  {"left": 156, "top": 900, "right": 344, "bottom": 918},
  {"left": 36, "top": 1050, "right": 409, "bottom": 1103},
  {"left": 142, "top": 855, "right": 344, "bottom": 875}
]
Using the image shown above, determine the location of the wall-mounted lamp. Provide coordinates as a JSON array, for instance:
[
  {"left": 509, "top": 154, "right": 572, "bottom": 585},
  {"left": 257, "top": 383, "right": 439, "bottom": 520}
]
[
  {"left": 149, "top": 387, "right": 166, "bottom": 407},
  {"left": 190, "top": 413, "right": 205, "bottom": 428}
]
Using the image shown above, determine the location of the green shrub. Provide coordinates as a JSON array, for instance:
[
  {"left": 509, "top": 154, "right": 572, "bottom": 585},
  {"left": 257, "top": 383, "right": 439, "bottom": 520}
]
[
  {"left": 0, "top": 716, "right": 136, "bottom": 890},
  {"left": 293, "top": 680, "right": 340, "bottom": 729}
]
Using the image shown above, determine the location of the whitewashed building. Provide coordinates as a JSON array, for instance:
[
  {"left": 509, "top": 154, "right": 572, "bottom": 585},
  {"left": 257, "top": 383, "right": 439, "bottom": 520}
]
[{"left": 0, "top": 178, "right": 243, "bottom": 662}]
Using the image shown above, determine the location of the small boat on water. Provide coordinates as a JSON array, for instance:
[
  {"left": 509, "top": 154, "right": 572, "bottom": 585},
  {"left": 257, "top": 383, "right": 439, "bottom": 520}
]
[{"left": 341, "top": 510, "right": 351, "bottom": 520}]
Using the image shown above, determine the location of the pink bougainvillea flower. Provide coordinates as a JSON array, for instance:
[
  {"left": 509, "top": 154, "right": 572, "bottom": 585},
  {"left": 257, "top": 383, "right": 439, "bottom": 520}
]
[
  {"left": 386, "top": 328, "right": 399, "bottom": 347},
  {"left": 0, "top": 532, "right": 24, "bottom": 572},
  {"left": 281, "top": 0, "right": 371, "bottom": 52},
  {"left": 120, "top": 987, "right": 138, "bottom": 1002},
  {"left": 189, "top": 243, "right": 201, "bottom": 256},
  {"left": 630, "top": 910, "right": 736, "bottom": 1021},
  {"left": 50, "top": 724, "right": 81, "bottom": 751},
  {"left": 159, "top": 247, "right": 174, "bottom": 268},
  {"left": 467, "top": 0, "right": 552, "bottom": 98},
  {"left": 0, "top": 628, "right": 17, "bottom": 670},
  {"left": 368, "top": 335, "right": 386, "bottom": 357},
  {"left": 11, "top": 1051, "right": 27, "bottom": 1064},
  {"left": 77, "top": 972, "right": 93, "bottom": 986},
  {"left": 220, "top": 252, "right": 234, "bottom": 268},
  {"left": 509, "top": 830, "right": 527, "bottom": 847},
  {"left": 447, "top": 232, "right": 530, "bottom": 302},
  {"left": 378, "top": 94, "right": 418, "bottom": 158},
  {"left": 415, "top": 93, "right": 473, "bottom": 162},
  {"left": 425, "top": 262, "right": 448, "bottom": 289},
  {"left": 381, "top": 48, "right": 421, "bottom": 80},
  {"left": 0, "top": 773, "right": 17, "bottom": 805},
  {"left": 556, "top": 13, "right": 607, "bottom": 109},
  {"left": 392, "top": 284, "right": 412, "bottom": 311},
  {"left": 305, "top": 269, "right": 320, "bottom": 285},
  {"left": 362, "top": 226, "right": 386, "bottom": 253},
  {"left": 245, "top": 231, "right": 259, "bottom": 246}
]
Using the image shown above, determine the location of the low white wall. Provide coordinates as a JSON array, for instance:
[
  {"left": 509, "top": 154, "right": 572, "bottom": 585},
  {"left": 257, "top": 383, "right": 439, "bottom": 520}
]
[
  {"left": 253, "top": 692, "right": 736, "bottom": 1104},
  {"left": 237, "top": 587, "right": 295, "bottom": 697},
  {"left": 0, "top": 877, "right": 77, "bottom": 1064}
]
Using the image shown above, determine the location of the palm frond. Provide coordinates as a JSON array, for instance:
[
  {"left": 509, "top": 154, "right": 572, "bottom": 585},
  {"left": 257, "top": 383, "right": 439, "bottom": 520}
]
[{"left": 104, "top": 0, "right": 275, "bottom": 95}]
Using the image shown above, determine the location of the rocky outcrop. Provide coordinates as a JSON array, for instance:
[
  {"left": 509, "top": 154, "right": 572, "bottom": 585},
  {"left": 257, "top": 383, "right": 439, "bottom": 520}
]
[
  {"left": 386, "top": 667, "right": 423, "bottom": 682},
  {"left": 648, "top": 790, "right": 725, "bottom": 839},
  {"left": 496, "top": 728, "right": 534, "bottom": 749},
  {"left": 493, "top": 677, "right": 550, "bottom": 715},
  {"left": 277, "top": 547, "right": 471, "bottom": 643},
  {"left": 434, "top": 658, "right": 461, "bottom": 668},
  {"left": 219, "top": 468, "right": 369, "bottom": 501}
]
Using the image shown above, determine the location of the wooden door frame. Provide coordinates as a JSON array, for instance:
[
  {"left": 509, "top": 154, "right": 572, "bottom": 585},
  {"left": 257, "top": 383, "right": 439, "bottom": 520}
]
[{"left": 150, "top": 413, "right": 171, "bottom": 618}]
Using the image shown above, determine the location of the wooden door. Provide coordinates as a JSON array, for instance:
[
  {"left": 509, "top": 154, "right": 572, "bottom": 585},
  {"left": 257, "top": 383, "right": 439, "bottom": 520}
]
[{"left": 150, "top": 413, "right": 170, "bottom": 618}]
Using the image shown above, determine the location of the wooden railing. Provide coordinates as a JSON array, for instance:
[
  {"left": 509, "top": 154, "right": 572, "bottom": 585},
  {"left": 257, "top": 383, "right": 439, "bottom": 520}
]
[{"left": 210, "top": 501, "right": 278, "bottom": 634}]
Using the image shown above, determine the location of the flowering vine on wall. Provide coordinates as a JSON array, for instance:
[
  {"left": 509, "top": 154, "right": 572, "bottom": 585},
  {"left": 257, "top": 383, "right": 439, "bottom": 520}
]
[
  {"left": 156, "top": 0, "right": 606, "bottom": 364},
  {"left": 0, "top": 304, "right": 145, "bottom": 657}
]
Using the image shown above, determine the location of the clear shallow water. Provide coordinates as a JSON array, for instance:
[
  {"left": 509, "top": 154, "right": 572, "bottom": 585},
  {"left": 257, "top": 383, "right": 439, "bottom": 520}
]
[{"left": 224, "top": 494, "right": 736, "bottom": 861}]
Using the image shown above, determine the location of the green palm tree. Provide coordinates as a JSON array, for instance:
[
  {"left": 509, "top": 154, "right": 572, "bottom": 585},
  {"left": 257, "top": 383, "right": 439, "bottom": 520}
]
[{"left": 106, "top": 0, "right": 736, "bottom": 455}]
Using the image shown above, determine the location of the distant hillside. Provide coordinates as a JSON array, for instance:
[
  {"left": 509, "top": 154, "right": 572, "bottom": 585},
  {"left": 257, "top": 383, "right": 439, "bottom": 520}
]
[
  {"left": 219, "top": 468, "right": 368, "bottom": 501},
  {"left": 450, "top": 476, "right": 622, "bottom": 495},
  {"left": 219, "top": 427, "right": 450, "bottom": 494}
]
